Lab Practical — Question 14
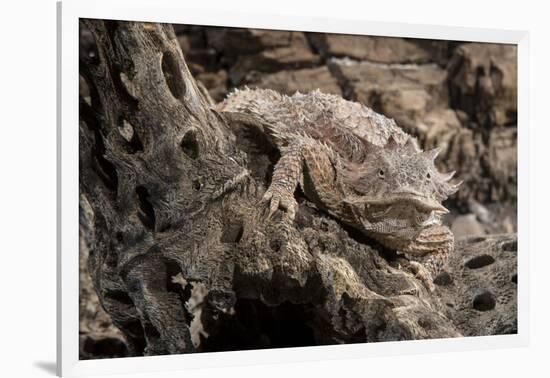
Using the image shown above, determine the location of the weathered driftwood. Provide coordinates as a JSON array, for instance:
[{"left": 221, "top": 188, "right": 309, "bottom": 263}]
[{"left": 79, "top": 20, "right": 515, "bottom": 357}]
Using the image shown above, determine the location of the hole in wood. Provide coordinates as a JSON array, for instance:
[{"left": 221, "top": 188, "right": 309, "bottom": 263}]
[
  {"left": 199, "top": 299, "right": 317, "bottom": 351},
  {"left": 104, "top": 290, "right": 134, "bottom": 306},
  {"left": 221, "top": 221, "right": 244, "bottom": 244},
  {"left": 181, "top": 130, "right": 199, "bottom": 159},
  {"left": 473, "top": 291, "right": 496, "bottom": 312},
  {"left": 162, "top": 50, "right": 187, "bottom": 100},
  {"left": 143, "top": 322, "right": 161, "bottom": 341},
  {"left": 192, "top": 179, "right": 202, "bottom": 191},
  {"left": 122, "top": 320, "right": 146, "bottom": 354},
  {"left": 434, "top": 271, "right": 453, "bottom": 286},
  {"left": 83, "top": 335, "right": 128, "bottom": 359},
  {"left": 93, "top": 146, "right": 118, "bottom": 193},
  {"left": 466, "top": 236, "right": 486, "bottom": 243},
  {"left": 136, "top": 186, "right": 156, "bottom": 230},
  {"left": 270, "top": 239, "right": 282, "bottom": 252},
  {"left": 465, "top": 254, "right": 495, "bottom": 269},
  {"left": 118, "top": 118, "right": 143, "bottom": 153},
  {"left": 501, "top": 240, "right": 517, "bottom": 252}
]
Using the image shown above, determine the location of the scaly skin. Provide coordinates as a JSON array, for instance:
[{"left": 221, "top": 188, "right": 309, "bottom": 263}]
[{"left": 218, "top": 88, "right": 461, "bottom": 290}]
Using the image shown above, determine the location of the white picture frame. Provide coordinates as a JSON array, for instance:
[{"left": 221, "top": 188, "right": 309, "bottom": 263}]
[{"left": 57, "top": 0, "right": 530, "bottom": 376}]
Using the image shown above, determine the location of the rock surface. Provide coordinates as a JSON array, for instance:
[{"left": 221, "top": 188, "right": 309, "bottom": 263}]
[
  {"left": 206, "top": 28, "right": 296, "bottom": 56},
  {"left": 328, "top": 59, "right": 449, "bottom": 128},
  {"left": 226, "top": 32, "right": 321, "bottom": 85},
  {"left": 196, "top": 70, "right": 228, "bottom": 102},
  {"left": 448, "top": 43, "right": 517, "bottom": 128},
  {"left": 308, "top": 33, "right": 437, "bottom": 64},
  {"left": 485, "top": 127, "right": 518, "bottom": 201},
  {"left": 246, "top": 66, "right": 342, "bottom": 96}
]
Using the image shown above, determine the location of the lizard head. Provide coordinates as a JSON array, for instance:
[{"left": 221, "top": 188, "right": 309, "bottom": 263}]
[{"left": 342, "top": 137, "right": 461, "bottom": 235}]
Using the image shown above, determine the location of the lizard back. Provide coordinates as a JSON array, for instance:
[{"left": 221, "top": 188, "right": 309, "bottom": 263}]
[{"left": 218, "top": 88, "right": 412, "bottom": 162}]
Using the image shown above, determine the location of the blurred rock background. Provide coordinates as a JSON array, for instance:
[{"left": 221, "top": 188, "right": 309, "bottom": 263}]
[{"left": 79, "top": 24, "right": 517, "bottom": 359}]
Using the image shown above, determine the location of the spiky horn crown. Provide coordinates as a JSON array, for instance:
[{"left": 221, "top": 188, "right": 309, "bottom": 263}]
[{"left": 341, "top": 136, "right": 461, "bottom": 201}]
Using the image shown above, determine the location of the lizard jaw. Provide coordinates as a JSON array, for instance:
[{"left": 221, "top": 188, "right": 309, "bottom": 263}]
[
  {"left": 345, "top": 193, "right": 446, "bottom": 234},
  {"left": 344, "top": 192, "right": 448, "bottom": 215},
  {"left": 363, "top": 194, "right": 449, "bottom": 215},
  {"left": 359, "top": 210, "right": 441, "bottom": 234}
]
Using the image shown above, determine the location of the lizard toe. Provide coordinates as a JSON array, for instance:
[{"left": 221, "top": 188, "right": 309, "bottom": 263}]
[
  {"left": 409, "top": 261, "right": 435, "bottom": 292},
  {"left": 280, "top": 196, "right": 298, "bottom": 221},
  {"left": 267, "top": 195, "right": 281, "bottom": 219},
  {"left": 261, "top": 189, "right": 273, "bottom": 203},
  {"left": 261, "top": 187, "right": 298, "bottom": 220}
]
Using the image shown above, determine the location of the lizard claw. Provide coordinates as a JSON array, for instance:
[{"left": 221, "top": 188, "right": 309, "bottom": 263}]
[
  {"left": 261, "top": 186, "right": 298, "bottom": 220},
  {"left": 409, "top": 261, "right": 435, "bottom": 292}
]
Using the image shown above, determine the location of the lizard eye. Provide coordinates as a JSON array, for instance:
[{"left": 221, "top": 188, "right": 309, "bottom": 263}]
[
  {"left": 426, "top": 172, "right": 431, "bottom": 180},
  {"left": 378, "top": 169, "right": 385, "bottom": 178}
]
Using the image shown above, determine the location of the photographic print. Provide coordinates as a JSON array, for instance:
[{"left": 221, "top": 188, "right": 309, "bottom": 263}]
[{"left": 78, "top": 19, "right": 518, "bottom": 360}]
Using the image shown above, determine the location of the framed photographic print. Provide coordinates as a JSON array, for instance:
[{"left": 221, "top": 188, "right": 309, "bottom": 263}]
[{"left": 57, "top": 0, "right": 529, "bottom": 376}]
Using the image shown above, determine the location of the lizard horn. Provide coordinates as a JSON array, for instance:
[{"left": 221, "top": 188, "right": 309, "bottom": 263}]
[
  {"left": 423, "top": 146, "right": 442, "bottom": 161},
  {"left": 439, "top": 170, "right": 456, "bottom": 181},
  {"left": 447, "top": 180, "right": 463, "bottom": 195},
  {"left": 358, "top": 135, "right": 382, "bottom": 154},
  {"left": 385, "top": 135, "right": 399, "bottom": 150}
]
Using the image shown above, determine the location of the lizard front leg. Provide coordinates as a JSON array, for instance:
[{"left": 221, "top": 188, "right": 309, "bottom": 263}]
[
  {"left": 405, "top": 225, "right": 454, "bottom": 291},
  {"left": 383, "top": 224, "right": 454, "bottom": 291},
  {"left": 261, "top": 143, "right": 304, "bottom": 220}
]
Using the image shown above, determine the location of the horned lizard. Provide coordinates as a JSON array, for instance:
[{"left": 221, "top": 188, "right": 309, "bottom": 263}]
[{"left": 217, "top": 88, "right": 461, "bottom": 290}]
